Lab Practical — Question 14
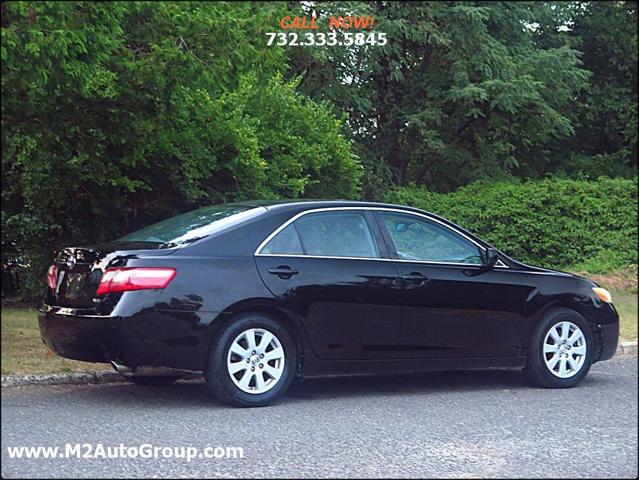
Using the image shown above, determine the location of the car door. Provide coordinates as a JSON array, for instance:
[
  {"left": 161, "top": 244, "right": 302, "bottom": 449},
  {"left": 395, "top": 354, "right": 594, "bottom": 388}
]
[
  {"left": 254, "top": 208, "right": 403, "bottom": 360},
  {"left": 374, "top": 209, "right": 529, "bottom": 359}
]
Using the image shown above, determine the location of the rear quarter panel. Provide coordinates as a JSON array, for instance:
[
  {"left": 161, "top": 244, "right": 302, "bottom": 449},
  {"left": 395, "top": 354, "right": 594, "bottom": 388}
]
[{"left": 145, "top": 209, "right": 313, "bottom": 370}]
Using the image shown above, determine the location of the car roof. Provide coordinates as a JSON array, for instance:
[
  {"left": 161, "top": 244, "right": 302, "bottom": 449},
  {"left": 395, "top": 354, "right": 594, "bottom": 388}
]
[
  {"left": 235, "top": 198, "right": 454, "bottom": 226},
  {"left": 238, "top": 199, "right": 418, "bottom": 211}
]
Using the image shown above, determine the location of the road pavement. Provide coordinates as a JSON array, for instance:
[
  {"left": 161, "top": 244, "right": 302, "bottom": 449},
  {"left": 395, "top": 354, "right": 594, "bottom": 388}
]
[{"left": 2, "top": 357, "right": 637, "bottom": 478}]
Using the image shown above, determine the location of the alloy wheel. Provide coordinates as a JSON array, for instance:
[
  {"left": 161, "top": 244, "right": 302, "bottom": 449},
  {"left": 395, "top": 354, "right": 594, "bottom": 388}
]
[
  {"left": 543, "top": 321, "right": 587, "bottom": 379},
  {"left": 226, "top": 328, "right": 285, "bottom": 394}
]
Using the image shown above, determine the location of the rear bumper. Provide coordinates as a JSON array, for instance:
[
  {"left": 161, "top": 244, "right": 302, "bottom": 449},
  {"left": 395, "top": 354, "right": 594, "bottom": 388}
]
[
  {"left": 38, "top": 307, "right": 117, "bottom": 364},
  {"left": 38, "top": 304, "right": 209, "bottom": 371}
]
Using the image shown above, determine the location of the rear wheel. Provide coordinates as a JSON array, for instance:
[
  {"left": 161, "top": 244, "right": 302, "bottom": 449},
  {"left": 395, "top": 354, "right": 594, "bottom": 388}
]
[
  {"left": 525, "top": 308, "right": 594, "bottom": 388},
  {"left": 205, "top": 313, "right": 297, "bottom": 407}
]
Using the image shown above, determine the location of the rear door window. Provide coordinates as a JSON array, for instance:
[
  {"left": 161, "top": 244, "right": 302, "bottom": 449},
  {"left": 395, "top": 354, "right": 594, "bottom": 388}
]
[{"left": 295, "top": 211, "right": 379, "bottom": 258}]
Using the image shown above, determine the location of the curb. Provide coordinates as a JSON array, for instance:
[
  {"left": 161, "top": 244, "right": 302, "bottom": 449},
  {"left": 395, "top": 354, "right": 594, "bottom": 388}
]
[
  {"left": 2, "top": 342, "right": 637, "bottom": 388},
  {"left": 616, "top": 340, "right": 638, "bottom": 357},
  {"left": 1, "top": 370, "right": 126, "bottom": 388}
]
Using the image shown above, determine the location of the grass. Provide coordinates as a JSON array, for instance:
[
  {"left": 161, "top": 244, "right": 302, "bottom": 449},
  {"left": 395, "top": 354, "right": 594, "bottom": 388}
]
[
  {"left": 1, "top": 268, "right": 636, "bottom": 375},
  {"left": 612, "top": 290, "right": 638, "bottom": 341},
  {"left": 1, "top": 307, "right": 109, "bottom": 375}
]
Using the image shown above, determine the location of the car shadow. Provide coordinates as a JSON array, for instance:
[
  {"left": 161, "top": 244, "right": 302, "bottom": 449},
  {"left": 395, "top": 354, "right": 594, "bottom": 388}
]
[
  {"left": 288, "top": 368, "right": 528, "bottom": 401},
  {"left": 69, "top": 366, "right": 615, "bottom": 409}
]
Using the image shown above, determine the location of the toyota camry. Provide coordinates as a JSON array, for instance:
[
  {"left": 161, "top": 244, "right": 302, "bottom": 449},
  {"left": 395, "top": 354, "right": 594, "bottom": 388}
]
[{"left": 39, "top": 200, "right": 619, "bottom": 407}]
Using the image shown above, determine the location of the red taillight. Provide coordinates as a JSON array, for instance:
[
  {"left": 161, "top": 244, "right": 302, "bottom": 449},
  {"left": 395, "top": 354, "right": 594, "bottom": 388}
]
[
  {"left": 96, "top": 267, "right": 176, "bottom": 296},
  {"left": 46, "top": 264, "right": 57, "bottom": 290}
]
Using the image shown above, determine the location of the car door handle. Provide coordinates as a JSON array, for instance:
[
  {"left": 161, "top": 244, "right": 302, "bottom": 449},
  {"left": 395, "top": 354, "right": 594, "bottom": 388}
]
[
  {"left": 268, "top": 266, "right": 299, "bottom": 279},
  {"left": 401, "top": 272, "right": 429, "bottom": 286}
]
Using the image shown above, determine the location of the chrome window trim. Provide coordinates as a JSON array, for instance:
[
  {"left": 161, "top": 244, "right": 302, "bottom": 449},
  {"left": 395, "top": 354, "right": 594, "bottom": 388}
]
[
  {"left": 254, "top": 206, "right": 510, "bottom": 269},
  {"left": 257, "top": 253, "right": 391, "bottom": 262}
]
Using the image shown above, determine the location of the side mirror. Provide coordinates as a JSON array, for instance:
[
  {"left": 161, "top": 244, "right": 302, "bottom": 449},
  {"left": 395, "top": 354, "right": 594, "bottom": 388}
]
[{"left": 484, "top": 247, "right": 499, "bottom": 268}]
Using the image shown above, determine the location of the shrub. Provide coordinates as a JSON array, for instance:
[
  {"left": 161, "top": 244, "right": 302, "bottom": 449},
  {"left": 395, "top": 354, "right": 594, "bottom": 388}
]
[{"left": 384, "top": 177, "right": 638, "bottom": 271}]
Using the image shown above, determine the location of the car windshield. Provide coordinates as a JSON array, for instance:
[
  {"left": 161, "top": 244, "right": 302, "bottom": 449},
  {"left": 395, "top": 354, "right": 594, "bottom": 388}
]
[{"left": 117, "top": 204, "right": 264, "bottom": 245}]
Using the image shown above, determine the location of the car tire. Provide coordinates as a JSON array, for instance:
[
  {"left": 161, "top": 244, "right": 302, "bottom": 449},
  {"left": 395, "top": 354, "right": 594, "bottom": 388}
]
[
  {"left": 205, "top": 313, "right": 297, "bottom": 407},
  {"left": 125, "top": 375, "right": 182, "bottom": 386},
  {"left": 525, "top": 308, "right": 594, "bottom": 388}
]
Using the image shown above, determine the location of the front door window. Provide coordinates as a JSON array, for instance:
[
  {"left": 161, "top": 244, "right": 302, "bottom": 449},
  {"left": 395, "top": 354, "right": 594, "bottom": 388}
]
[{"left": 379, "top": 212, "right": 482, "bottom": 264}]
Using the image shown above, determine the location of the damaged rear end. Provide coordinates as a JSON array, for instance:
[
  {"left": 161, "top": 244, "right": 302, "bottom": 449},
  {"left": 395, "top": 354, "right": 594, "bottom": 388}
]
[
  {"left": 38, "top": 203, "right": 269, "bottom": 374},
  {"left": 38, "top": 241, "right": 184, "bottom": 369}
]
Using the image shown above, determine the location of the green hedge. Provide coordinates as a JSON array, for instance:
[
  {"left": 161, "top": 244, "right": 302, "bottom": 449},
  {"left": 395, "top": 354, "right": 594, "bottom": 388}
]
[{"left": 384, "top": 177, "right": 638, "bottom": 272}]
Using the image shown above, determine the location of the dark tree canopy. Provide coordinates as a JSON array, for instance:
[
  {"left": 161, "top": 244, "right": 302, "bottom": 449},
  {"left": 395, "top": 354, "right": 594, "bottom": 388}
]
[{"left": 289, "top": 1, "right": 636, "bottom": 195}]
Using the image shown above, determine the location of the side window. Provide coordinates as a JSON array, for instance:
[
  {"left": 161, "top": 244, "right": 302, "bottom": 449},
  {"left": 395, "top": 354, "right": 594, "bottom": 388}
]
[
  {"left": 295, "top": 211, "right": 379, "bottom": 258},
  {"left": 260, "top": 224, "right": 303, "bottom": 255},
  {"left": 380, "top": 212, "right": 482, "bottom": 264}
]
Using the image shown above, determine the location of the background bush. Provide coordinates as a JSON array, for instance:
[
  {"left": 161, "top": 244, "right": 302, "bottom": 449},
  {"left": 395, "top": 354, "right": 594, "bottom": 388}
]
[{"left": 385, "top": 177, "right": 638, "bottom": 272}]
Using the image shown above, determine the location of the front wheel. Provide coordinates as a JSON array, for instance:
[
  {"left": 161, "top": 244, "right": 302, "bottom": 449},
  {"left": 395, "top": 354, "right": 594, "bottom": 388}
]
[
  {"left": 525, "top": 308, "right": 594, "bottom": 388},
  {"left": 205, "top": 314, "right": 297, "bottom": 407}
]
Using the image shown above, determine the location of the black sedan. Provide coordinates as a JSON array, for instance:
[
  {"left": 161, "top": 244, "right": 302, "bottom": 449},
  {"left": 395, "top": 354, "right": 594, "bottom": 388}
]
[{"left": 39, "top": 200, "right": 619, "bottom": 407}]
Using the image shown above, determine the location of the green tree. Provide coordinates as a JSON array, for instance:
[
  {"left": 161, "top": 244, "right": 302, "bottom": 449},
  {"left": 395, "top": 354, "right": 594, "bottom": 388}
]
[
  {"left": 1, "top": 1, "right": 361, "bottom": 296},
  {"left": 560, "top": 1, "right": 638, "bottom": 178},
  {"left": 290, "top": 1, "right": 591, "bottom": 195}
]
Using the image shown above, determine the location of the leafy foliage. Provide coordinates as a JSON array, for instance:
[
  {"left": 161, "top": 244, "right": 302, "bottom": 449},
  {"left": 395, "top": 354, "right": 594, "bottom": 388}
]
[
  {"left": 385, "top": 177, "right": 638, "bottom": 271},
  {"left": 561, "top": 1, "right": 638, "bottom": 178},
  {"left": 1, "top": 1, "right": 637, "bottom": 297},
  {"left": 289, "top": 1, "right": 595, "bottom": 194},
  {"left": 1, "top": 2, "right": 361, "bottom": 296}
]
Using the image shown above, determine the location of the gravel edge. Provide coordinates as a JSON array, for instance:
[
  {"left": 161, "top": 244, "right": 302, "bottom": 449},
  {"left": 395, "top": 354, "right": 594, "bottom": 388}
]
[{"left": 2, "top": 341, "right": 636, "bottom": 388}]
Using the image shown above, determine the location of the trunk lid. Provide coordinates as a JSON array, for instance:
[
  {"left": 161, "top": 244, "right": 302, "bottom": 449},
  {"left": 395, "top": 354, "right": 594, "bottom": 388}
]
[{"left": 48, "top": 241, "right": 175, "bottom": 308}]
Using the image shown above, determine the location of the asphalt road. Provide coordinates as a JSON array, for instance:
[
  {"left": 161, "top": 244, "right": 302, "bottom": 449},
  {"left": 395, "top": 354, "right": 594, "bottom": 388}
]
[{"left": 2, "top": 357, "right": 637, "bottom": 479}]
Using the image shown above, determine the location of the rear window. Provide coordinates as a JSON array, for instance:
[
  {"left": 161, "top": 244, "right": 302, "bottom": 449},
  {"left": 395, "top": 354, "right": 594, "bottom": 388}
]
[{"left": 118, "top": 204, "right": 264, "bottom": 245}]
